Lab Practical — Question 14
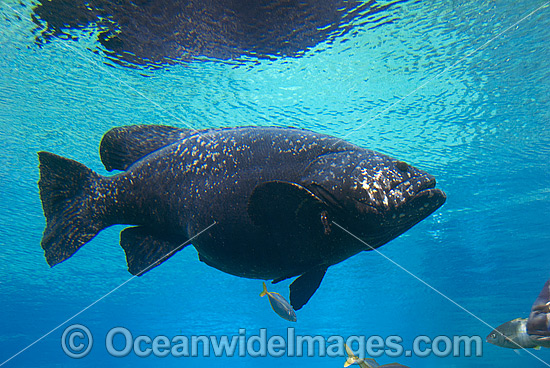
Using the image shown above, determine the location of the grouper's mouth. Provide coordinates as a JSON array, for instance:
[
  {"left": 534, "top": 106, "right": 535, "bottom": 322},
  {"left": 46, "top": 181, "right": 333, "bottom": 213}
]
[
  {"left": 373, "top": 176, "right": 446, "bottom": 243},
  {"left": 388, "top": 174, "right": 440, "bottom": 207},
  {"left": 348, "top": 174, "right": 446, "bottom": 248},
  {"left": 387, "top": 174, "right": 445, "bottom": 221}
]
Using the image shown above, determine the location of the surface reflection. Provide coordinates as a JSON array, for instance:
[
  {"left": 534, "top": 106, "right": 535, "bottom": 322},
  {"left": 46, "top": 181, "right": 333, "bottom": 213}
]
[{"left": 31, "top": 0, "right": 406, "bottom": 67}]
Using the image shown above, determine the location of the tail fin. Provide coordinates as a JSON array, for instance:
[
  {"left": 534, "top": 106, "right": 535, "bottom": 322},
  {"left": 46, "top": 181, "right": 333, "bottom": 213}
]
[
  {"left": 38, "top": 152, "right": 106, "bottom": 267},
  {"left": 260, "top": 282, "right": 268, "bottom": 297}
]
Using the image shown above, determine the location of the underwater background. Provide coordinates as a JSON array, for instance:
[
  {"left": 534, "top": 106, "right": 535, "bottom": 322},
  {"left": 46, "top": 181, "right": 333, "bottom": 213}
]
[{"left": 1, "top": 0, "right": 549, "bottom": 367}]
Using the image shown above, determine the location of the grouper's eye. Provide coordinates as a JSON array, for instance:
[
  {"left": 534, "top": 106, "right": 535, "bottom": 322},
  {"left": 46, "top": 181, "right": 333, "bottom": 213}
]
[
  {"left": 490, "top": 333, "right": 497, "bottom": 339},
  {"left": 395, "top": 160, "right": 409, "bottom": 172}
]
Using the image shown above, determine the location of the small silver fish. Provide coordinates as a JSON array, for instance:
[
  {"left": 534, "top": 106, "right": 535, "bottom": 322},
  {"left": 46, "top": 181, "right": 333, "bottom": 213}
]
[
  {"left": 344, "top": 344, "right": 410, "bottom": 368},
  {"left": 486, "top": 318, "right": 540, "bottom": 349},
  {"left": 260, "top": 282, "right": 297, "bottom": 322}
]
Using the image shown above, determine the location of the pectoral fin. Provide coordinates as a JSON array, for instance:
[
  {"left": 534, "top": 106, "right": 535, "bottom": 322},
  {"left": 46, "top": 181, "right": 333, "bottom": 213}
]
[
  {"left": 289, "top": 266, "right": 327, "bottom": 310},
  {"left": 120, "top": 226, "right": 188, "bottom": 276},
  {"left": 247, "top": 180, "right": 327, "bottom": 232}
]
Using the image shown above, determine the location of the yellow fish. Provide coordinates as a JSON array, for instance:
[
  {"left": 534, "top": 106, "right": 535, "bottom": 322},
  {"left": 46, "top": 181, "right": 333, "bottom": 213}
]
[
  {"left": 344, "top": 344, "right": 410, "bottom": 368},
  {"left": 260, "top": 282, "right": 297, "bottom": 322}
]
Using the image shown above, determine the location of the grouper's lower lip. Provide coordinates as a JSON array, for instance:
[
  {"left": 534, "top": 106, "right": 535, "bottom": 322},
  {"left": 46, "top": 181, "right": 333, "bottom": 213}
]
[
  {"left": 388, "top": 187, "right": 446, "bottom": 228},
  {"left": 414, "top": 187, "right": 446, "bottom": 204},
  {"left": 407, "top": 187, "right": 446, "bottom": 215}
]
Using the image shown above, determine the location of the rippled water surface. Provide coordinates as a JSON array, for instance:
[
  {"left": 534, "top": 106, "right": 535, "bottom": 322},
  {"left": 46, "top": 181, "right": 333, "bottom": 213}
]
[{"left": 1, "top": 1, "right": 549, "bottom": 367}]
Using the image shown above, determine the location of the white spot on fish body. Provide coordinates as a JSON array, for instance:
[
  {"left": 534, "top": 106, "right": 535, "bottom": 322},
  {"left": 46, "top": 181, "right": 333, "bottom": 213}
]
[
  {"left": 360, "top": 177, "right": 370, "bottom": 192},
  {"left": 367, "top": 191, "right": 375, "bottom": 202}
]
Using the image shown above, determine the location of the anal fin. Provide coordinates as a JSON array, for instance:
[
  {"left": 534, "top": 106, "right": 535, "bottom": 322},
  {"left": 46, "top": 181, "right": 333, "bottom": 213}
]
[
  {"left": 120, "top": 226, "right": 188, "bottom": 276},
  {"left": 289, "top": 266, "right": 327, "bottom": 310}
]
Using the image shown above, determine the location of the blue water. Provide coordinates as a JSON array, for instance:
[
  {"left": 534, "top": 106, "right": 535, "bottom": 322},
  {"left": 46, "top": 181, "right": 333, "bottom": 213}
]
[{"left": 1, "top": 0, "right": 549, "bottom": 367}]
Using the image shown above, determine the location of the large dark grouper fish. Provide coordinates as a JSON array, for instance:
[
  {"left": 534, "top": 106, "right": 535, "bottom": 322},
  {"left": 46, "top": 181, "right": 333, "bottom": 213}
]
[{"left": 38, "top": 125, "right": 446, "bottom": 310}]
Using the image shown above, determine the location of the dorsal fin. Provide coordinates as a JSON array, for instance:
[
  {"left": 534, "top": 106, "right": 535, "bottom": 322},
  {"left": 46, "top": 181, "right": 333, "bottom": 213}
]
[{"left": 99, "top": 124, "right": 196, "bottom": 171}]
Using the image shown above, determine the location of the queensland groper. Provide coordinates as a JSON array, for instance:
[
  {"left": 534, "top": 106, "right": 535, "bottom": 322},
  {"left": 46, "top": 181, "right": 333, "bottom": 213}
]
[{"left": 37, "top": 125, "right": 446, "bottom": 310}]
